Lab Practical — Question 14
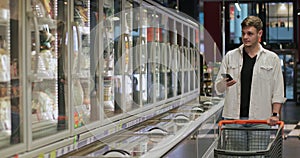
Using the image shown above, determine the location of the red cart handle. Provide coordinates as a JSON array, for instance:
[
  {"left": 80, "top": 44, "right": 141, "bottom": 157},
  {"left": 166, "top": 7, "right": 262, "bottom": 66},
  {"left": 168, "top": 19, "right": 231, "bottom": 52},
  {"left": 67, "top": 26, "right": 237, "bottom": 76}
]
[{"left": 218, "top": 120, "right": 284, "bottom": 128}]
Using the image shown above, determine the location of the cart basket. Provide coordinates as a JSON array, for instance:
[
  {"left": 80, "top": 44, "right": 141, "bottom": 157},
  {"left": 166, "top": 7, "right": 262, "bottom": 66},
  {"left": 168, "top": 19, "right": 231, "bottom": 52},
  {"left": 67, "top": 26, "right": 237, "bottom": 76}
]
[{"left": 214, "top": 120, "right": 284, "bottom": 158}]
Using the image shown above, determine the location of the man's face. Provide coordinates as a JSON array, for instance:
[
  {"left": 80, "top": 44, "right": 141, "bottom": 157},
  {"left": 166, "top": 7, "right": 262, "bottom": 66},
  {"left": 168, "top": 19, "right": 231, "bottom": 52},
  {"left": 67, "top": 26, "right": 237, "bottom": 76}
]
[{"left": 241, "top": 26, "right": 262, "bottom": 47}]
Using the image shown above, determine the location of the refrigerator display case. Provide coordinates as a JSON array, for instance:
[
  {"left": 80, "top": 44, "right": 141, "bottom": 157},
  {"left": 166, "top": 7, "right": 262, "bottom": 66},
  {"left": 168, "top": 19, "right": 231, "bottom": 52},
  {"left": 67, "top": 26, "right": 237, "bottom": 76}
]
[{"left": 1, "top": 0, "right": 211, "bottom": 157}]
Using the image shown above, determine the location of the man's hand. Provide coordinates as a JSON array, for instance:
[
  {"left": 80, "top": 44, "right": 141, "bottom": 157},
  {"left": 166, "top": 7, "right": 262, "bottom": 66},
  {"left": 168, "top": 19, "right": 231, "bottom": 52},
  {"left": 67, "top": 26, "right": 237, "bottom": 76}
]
[
  {"left": 267, "top": 116, "right": 279, "bottom": 126},
  {"left": 226, "top": 79, "right": 237, "bottom": 87}
]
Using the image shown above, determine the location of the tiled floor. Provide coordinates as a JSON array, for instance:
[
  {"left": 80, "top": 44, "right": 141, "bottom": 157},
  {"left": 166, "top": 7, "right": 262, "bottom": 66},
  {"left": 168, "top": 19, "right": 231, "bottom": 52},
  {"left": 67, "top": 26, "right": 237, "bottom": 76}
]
[
  {"left": 280, "top": 101, "right": 300, "bottom": 158},
  {"left": 282, "top": 101, "right": 300, "bottom": 123},
  {"left": 282, "top": 101, "right": 300, "bottom": 137},
  {"left": 284, "top": 122, "right": 300, "bottom": 137}
]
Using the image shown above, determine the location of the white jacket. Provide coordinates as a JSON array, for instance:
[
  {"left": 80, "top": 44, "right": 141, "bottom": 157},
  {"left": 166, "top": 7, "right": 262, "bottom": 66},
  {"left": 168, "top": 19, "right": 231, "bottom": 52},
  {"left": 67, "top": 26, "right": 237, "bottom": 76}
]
[{"left": 215, "top": 44, "right": 286, "bottom": 120}]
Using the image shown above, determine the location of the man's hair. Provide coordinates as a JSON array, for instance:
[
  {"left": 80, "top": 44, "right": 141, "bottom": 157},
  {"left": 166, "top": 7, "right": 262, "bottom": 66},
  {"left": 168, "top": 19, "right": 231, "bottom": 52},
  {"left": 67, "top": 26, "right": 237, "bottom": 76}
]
[{"left": 241, "top": 16, "right": 263, "bottom": 31}]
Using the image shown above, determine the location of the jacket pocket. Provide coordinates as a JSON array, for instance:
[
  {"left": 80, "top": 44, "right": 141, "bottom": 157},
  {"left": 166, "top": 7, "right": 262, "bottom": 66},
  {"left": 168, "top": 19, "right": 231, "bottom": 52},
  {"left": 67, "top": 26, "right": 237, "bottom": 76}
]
[
  {"left": 227, "top": 65, "right": 238, "bottom": 80},
  {"left": 259, "top": 65, "right": 273, "bottom": 80}
]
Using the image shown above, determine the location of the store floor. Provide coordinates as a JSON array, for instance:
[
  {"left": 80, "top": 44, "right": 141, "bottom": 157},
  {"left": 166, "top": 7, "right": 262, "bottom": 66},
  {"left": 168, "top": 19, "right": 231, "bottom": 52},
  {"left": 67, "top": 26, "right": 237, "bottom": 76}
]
[
  {"left": 166, "top": 101, "right": 300, "bottom": 158},
  {"left": 281, "top": 101, "right": 300, "bottom": 158}
]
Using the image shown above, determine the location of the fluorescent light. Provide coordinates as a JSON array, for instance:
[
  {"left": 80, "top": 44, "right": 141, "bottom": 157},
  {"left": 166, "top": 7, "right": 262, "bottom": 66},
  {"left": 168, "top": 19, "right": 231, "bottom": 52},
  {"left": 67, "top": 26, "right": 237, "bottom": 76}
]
[
  {"left": 110, "top": 17, "right": 120, "bottom": 21},
  {"left": 298, "top": 12, "right": 300, "bottom": 16},
  {"left": 235, "top": 3, "right": 241, "bottom": 12}
]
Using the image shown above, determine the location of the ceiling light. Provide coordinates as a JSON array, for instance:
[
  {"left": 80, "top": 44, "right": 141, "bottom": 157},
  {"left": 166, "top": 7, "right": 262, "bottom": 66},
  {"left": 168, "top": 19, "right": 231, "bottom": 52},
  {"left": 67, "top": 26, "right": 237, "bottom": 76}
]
[
  {"left": 110, "top": 17, "right": 120, "bottom": 21},
  {"left": 279, "top": 4, "right": 287, "bottom": 11},
  {"left": 235, "top": 3, "right": 241, "bottom": 12}
]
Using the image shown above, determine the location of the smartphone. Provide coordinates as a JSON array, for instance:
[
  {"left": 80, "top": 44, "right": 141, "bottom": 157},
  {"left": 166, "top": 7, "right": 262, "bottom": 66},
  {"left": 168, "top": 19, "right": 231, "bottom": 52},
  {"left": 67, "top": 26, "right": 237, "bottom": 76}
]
[{"left": 221, "top": 73, "right": 233, "bottom": 81}]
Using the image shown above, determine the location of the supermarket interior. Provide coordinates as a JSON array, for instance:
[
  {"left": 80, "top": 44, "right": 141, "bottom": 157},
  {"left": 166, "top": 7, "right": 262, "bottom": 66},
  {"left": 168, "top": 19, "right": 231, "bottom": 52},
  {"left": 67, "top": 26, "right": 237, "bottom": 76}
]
[{"left": 0, "top": 0, "right": 300, "bottom": 157}]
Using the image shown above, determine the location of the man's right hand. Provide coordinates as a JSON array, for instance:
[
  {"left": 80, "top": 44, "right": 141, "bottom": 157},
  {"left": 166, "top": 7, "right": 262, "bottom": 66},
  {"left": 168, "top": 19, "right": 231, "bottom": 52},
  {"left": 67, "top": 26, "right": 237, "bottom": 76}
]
[{"left": 226, "top": 79, "right": 237, "bottom": 87}]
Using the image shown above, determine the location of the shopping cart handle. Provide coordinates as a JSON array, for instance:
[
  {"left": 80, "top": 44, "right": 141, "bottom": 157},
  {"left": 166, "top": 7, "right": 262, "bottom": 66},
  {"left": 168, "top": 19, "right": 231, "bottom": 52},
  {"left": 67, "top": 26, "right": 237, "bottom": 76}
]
[{"left": 218, "top": 120, "right": 284, "bottom": 128}]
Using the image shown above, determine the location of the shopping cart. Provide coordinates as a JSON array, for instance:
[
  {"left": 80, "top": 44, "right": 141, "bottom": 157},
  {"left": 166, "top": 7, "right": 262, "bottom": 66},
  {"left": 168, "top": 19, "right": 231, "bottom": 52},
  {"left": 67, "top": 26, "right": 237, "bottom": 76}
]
[{"left": 214, "top": 120, "right": 284, "bottom": 158}]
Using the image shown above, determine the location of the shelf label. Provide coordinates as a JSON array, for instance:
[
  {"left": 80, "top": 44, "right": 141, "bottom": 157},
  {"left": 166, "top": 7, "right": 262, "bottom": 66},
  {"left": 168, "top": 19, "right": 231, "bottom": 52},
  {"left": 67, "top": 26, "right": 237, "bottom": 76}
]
[
  {"left": 38, "top": 153, "right": 44, "bottom": 158},
  {"left": 50, "top": 150, "right": 56, "bottom": 158}
]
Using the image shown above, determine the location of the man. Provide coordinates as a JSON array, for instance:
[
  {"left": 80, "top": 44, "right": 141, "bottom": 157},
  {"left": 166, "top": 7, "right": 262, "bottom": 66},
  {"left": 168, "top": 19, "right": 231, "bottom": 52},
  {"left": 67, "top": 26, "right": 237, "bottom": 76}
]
[{"left": 214, "top": 16, "right": 286, "bottom": 151}]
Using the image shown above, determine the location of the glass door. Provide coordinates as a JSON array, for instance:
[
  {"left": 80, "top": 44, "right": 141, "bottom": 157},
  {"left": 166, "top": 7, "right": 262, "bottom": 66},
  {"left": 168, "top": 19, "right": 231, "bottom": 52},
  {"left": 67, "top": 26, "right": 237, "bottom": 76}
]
[
  {"left": 176, "top": 21, "right": 182, "bottom": 96},
  {"left": 102, "top": 0, "right": 116, "bottom": 118},
  {"left": 26, "top": 0, "right": 69, "bottom": 145},
  {"left": 123, "top": 0, "right": 133, "bottom": 112},
  {"left": 183, "top": 24, "right": 189, "bottom": 93},
  {"left": 102, "top": 0, "right": 136, "bottom": 118},
  {"left": 71, "top": 0, "right": 99, "bottom": 130},
  {"left": 131, "top": 1, "right": 143, "bottom": 108},
  {"left": 0, "top": 0, "right": 26, "bottom": 156},
  {"left": 226, "top": 2, "right": 295, "bottom": 52},
  {"left": 167, "top": 18, "right": 176, "bottom": 98},
  {"left": 138, "top": 4, "right": 148, "bottom": 105},
  {"left": 144, "top": 7, "right": 164, "bottom": 104},
  {"left": 144, "top": 4, "right": 155, "bottom": 105},
  {"left": 278, "top": 52, "right": 295, "bottom": 100},
  {"left": 159, "top": 13, "right": 167, "bottom": 101},
  {"left": 266, "top": 2, "right": 294, "bottom": 43}
]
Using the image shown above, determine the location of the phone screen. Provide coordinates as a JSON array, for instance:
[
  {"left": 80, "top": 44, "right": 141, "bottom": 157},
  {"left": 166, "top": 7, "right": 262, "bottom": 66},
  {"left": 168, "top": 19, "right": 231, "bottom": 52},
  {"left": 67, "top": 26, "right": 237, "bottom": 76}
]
[{"left": 221, "top": 74, "right": 233, "bottom": 81}]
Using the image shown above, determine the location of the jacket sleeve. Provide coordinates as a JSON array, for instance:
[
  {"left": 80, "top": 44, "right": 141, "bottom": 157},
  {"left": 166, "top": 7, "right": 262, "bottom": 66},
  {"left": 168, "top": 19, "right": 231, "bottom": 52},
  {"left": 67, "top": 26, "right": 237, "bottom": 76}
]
[
  {"left": 271, "top": 55, "right": 286, "bottom": 104},
  {"left": 214, "top": 55, "right": 228, "bottom": 95}
]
